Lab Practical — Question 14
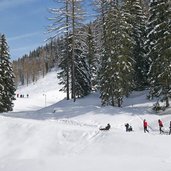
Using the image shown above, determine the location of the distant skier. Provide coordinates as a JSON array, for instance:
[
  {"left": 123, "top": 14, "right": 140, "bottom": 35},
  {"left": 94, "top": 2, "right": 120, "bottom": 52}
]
[
  {"left": 99, "top": 123, "right": 111, "bottom": 131},
  {"left": 169, "top": 121, "right": 171, "bottom": 135},
  {"left": 143, "top": 119, "right": 149, "bottom": 133},
  {"left": 158, "top": 119, "right": 164, "bottom": 134}
]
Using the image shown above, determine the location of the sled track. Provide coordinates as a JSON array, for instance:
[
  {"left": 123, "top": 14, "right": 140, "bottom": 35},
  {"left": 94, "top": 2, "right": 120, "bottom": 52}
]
[{"left": 57, "top": 118, "right": 99, "bottom": 128}]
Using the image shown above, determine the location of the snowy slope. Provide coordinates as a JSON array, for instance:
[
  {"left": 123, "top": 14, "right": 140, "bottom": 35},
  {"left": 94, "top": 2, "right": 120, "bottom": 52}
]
[
  {"left": 14, "top": 70, "right": 65, "bottom": 112},
  {"left": 0, "top": 71, "right": 171, "bottom": 171}
]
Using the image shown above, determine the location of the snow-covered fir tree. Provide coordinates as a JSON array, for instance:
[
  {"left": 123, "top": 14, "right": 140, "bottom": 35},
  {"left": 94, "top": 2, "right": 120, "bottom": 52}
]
[
  {"left": 0, "top": 34, "right": 16, "bottom": 112},
  {"left": 57, "top": 37, "right": 71, "bottom": 98},
  {"left": 74, "top": 40, "right": 91, "bottom": 98},
  {"left": 147, "top": 0, "right": 171, "bottom": 106},
  {"left": 99, "top": 3, "right": 134, "bottom": 107},
  {"left": 123, "top": 0, "right": 147, "bottom": 90},
  {"left": 86, "top": 24, "right": 97, "bottom": 89},
  {"left": 48, "top": 0, "right": 91, "bottom": 101},
  {"left": 145, "top": 0, "right": 158, "bottom": 99},
  {"left": 69, "top": 0, "right": 91, "bottom": 101},
  {"left": 48, "top": 0, "right": 70, "bottom": 100}
]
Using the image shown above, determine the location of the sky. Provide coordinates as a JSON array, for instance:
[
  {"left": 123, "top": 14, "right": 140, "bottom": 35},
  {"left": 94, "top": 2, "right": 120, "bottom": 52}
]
[
  {"left": 0, "top": 0, "right": 93, "bottom": 61},
  {"left": 0, "top": 0, "right": 57, "bottom": 60}
]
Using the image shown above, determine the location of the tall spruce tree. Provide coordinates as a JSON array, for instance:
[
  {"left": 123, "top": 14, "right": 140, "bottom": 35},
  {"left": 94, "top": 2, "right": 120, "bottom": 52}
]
[
  {"left": 70, "top": 0, "right": 91, "bottom": 101},
  {"left": 48, "top": 0, "right": 91, "bottom": 101},
  {"left": 145, "top": 0, "right": 158, "bottom": 100},
  {"left": 57, "top": 37, "right": 71, "bottom": 96},
  {"left": 147, "top": 0, "right": 171, "bottom": 106},
  {"left": 126, "top": 0, "right": 147, "bottom": 89},
  {"left": 99, "top": 2, "right": 134, "bottom": 107},
  {"left": 48, "top": 0, "right": 70, "bottom": 100},
  {"left": 74, "top": 40, "right": 91, "bottom": 98},
  {"left": 0, "top": 34, "right": 16, "bottom": 112},
  {"left": 86, "top": 24, "right": 97, "bottom": 89},
  {"left": 94, "top": 0, "right": 114, "bottom": 105}
]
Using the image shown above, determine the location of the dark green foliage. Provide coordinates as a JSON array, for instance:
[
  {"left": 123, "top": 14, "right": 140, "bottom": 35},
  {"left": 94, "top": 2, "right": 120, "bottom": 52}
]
[
  {"left": 74, "top": 45, "right": 91, "bottom": 98},
  {"left": 86, "top": 24, "right": 97, "bottom": 89},
  {"left": 99, "top": 4, "right": 134, "bottom": 107},
  {"left": 57, "top": 37, "right": 71, "bottom": 94},
  {"left": 147, "top": 0, "right": 171, "bottom": 106},
  {"left": 124, "top": 0, "right": 147, "bottom": 90},
  {"left": 0, "top": 34, "right": 16, "bottom": 112},
  {"left": 10, "top": 0, "right": 171, "bottom": 108}
]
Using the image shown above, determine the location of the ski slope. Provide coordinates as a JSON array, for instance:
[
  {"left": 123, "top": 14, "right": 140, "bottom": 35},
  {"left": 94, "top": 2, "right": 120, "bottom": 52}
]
[{"left": 0, "top": 70, "right": 171, "bottom": 171}]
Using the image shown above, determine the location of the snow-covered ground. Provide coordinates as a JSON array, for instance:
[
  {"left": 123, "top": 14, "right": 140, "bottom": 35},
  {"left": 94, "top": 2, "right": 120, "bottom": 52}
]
[{"left": 0, "top": 70, "right": 171, "bottom": 171}]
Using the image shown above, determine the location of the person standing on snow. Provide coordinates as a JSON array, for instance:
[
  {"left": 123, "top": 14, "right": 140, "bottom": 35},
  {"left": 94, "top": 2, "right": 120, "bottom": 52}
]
[
  {"left": 158, "top": 119, "right": 164, "bottom": 134},
  {"left": 169, "top": 121, "right": 171, "bottom": 135},
  {"left": 143, "top": 119, "right": 149, "bottom": 133},
  {"left": 125, "top": 123, "right": 129, "bottom": 132},
  {"left": 125, "top": 123, "right": 133, "bottom": 132}
]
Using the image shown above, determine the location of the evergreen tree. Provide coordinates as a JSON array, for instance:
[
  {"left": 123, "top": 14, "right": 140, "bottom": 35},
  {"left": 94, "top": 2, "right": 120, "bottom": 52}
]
[
  {"left": 69, "top": 0, "right": 91, "bottom": 101},
  {"left": 145, "top": 0, "right": 158, "bottom": 99},
  {"left": 49, "top": 0, "right": 91, "bottom": 101},
  {"left": 74, "top": 41, "right": 91, "bottom": 98},
  {"left": 48, "top": 0, "right": 70, "bottom": 100},
  {"left": 147, "top": 0, "right": 171, "bottom": 106},
  {"left": 99, "top": 3, "right": 134, "bottom": 107},
  {"left": 86, "top": 24, "right": 97, "bottom": 89},
  {"left": 123, "top": 0, "right": 147, "bottom": 90},
  {"left": 57, "top": 37, "right": 71, "bottom": 96},
  {"left": 0, "top": 34, "right": 16, "bottom": 112}
]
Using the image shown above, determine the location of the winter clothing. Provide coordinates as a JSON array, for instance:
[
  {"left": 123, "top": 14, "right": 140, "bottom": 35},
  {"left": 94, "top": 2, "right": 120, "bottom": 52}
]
[
  {"left": 125, "top": 123, "right": 133, "bottom": 132},
  {"left": 158, "top": 119, "right": 164, "bottom": 134},
  {"left": 100, "top": 123, "right": 111, "bottom": 131},
  {"left": 169, "top": 121, "right": 171, "bottom": 135},
  {"left": 125, "top": 123, "right": 129, "bottom": 132},
  {"left": 129, "top": 126, "right": 133, "bottom": 132},
  {"left": 143, "top": 119, "right": 149, "bottom": 133}
]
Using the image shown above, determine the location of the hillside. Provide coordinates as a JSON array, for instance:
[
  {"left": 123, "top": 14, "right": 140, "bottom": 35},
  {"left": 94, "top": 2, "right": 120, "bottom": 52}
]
[{"left": 0, "top": 71, "right": 171, "bottom": 171}]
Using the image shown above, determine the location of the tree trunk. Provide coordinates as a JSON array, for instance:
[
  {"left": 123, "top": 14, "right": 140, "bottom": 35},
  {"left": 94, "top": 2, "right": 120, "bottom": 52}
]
[
  {"left": 71, "top": 0, "right": 76, "bottom": 102},
  {"left": 66, "top": 1, "right": 70, "bottom": 100},
  {"left": 166, "top": 96, "right": 169, "bottom": 107}
]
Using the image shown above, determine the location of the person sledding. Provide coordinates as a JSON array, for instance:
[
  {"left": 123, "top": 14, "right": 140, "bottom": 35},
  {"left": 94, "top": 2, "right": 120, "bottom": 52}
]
[
  {"left": 158, "top": 119, "right": 164, "bottom": 134},
  {"left": 143, "top": 119, "right": 149, "bottom": 133},
  {"left": 99, "top": 123, "right": 111, "bottom": 131},
  {"left": 125, "top": 123, "right": 133, "bottom": 132}
]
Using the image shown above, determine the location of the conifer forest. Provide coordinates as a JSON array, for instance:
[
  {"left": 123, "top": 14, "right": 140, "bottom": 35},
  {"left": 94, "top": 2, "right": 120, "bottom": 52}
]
[{"left": 8, "top": 0, "right": 171, "bottom": 108}]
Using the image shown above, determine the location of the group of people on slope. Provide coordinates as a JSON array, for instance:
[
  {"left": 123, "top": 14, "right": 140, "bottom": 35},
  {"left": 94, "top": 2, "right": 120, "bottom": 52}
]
[
  {"left": 143, "top": 119, "right": 171, "bottom": 135},
  {"left": 16, "top": 94, "right": 29, "bottom": 98},
  {"left": 99, "top": 119, "right": 171, "bottom": 135}
]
